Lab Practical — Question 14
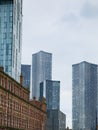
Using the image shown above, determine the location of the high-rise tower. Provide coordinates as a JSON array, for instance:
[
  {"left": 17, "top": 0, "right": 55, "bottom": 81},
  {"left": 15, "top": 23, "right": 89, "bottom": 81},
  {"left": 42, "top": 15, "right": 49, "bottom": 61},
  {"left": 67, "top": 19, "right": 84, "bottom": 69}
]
[
  {"left": 40, "top": 80, "right": 60, "bottom": 110},
  {"left": 32, "top": 51, "right": 52, "bottom": 99},
  {"left": 21, "top": 64, "right": 31, "bottom": 89},
  {"left": 40, "top": 80, "right": 66, "bottom": 130},
  {"left": 0, "top": 0, "right": 22, "bottom": 81},
  {"left": 72, "top": 61, "right": 97, "bottom": 130}
]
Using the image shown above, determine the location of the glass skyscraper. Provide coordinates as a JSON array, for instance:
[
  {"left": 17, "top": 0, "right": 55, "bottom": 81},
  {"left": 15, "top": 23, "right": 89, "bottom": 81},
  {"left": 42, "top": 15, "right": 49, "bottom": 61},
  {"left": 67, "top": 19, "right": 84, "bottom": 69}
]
[
  {"left": 40, "top": 80, "right": 64, "bottom": 130},
  {"left": 21, "top": 64, "right": 31, "bottom": 89},
  {"left": 0, "top": 0, "right": 22, "bottom": 81},
  {"left": 72, "top": 61, "right": 98, "bottom": 130},
  {"left": 40, "top": 80, "right": 60, "bottom": 110},
  {"left": 32, "top": 51, "right": 52, "bottom": 99}
]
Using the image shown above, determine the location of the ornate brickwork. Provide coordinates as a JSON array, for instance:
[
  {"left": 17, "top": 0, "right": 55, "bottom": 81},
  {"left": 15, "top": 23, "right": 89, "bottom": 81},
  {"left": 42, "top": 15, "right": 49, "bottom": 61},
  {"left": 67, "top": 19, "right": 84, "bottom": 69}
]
[{"left": 0, "top": 68, "right": 46, "bottom": 130}]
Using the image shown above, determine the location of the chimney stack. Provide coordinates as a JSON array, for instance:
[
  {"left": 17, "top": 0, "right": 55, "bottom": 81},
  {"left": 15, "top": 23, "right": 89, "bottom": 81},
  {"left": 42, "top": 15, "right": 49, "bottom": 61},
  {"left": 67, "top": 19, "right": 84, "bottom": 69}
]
[
  {"left": 0, "top": 67, "right": 4, "bottom": 72},
  {"left": 20, "top": 74, "right": 23, "bottom": 86}
]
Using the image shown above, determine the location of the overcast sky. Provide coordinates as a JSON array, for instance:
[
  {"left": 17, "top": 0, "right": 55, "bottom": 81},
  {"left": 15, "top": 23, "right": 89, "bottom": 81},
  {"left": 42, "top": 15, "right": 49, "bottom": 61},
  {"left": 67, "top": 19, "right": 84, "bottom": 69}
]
[{"left": 22, "top": 0, "right": 98, "bottom": 128}]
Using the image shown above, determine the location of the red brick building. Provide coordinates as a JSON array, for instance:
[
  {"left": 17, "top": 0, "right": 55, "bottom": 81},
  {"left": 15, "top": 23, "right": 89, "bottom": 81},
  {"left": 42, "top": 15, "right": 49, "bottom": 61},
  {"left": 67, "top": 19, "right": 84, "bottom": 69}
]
[{"left": 0, "top": 67, "right": 46, "bottom": 130}]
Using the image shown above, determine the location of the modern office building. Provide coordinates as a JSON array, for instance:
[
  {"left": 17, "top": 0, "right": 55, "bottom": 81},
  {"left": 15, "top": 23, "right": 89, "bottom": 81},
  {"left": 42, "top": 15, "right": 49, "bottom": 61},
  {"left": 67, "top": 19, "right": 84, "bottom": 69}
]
[
  {"left": 21, "top": 64, "right": 31, "bottom": 89},
  {"left": 32, "top": 51, "right": 52, "bottom": 99},
  {"left": 47, "top": 109, "right": 66, "bottom": 130},
  {"left": 0, "top": 0, "right": 22, "bottom": 82},
  {"left": 72, "top": 61, "right": 98, "bottom": 130},
  {"left": 40, "top": 80, "right": 60, "bottom": 110}
]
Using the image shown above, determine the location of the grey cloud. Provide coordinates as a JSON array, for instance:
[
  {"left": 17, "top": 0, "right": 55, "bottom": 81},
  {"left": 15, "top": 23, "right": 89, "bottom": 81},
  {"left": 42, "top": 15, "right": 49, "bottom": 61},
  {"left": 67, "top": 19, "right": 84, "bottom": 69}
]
[
  {"left": 61, "top": 12, "right": 79, "bottom": 23},
  {"left": 80, "top": 2, "right": 98, "bottom": 19}
]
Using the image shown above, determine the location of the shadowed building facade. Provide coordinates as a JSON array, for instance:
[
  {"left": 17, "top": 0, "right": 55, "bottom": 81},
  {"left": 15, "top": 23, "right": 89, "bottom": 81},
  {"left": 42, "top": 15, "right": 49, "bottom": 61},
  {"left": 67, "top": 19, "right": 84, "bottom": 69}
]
[
  {"left": 72, "top": 61, "right": 98, "bottom": 130},
  {"left": 47, "top": 110, "right": 66, "bottom": 130}
]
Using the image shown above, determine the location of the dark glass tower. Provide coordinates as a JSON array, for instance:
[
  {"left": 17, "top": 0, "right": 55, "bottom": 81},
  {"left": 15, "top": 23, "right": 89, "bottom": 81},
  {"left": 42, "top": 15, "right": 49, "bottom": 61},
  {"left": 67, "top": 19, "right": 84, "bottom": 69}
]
[
  {"left": 32, "top": 51, "right": 52, "bottom": 99},
  {"left": 21, "top": 64, "right": 31, "bottom": 89},
  {"left": 72, "top": 61, "right": 97, "bottom": 130},
  {"left": 0, "top": 0, "right": 22, "bottom": 81}
]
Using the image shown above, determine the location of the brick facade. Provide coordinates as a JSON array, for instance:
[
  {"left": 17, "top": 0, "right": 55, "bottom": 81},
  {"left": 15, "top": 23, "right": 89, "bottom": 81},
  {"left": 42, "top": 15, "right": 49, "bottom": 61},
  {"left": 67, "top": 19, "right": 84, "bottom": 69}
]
[{"left": 0, "top": 68, "right": 46, "bottom": 130}]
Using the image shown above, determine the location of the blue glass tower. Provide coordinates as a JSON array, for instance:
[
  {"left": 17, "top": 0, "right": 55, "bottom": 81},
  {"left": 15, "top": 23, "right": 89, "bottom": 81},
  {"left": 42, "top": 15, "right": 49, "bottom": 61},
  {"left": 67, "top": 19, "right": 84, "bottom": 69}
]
[
  {"left": 0, "top": 0, "right": 22, "bottom": 81},
  {"left": 21, "top": 64, "right": 31, "bottom": 89},
  {"left": 40, "top": 80, "right": 60, "bottom": 110},
  {"left": 72, "top": 61, "right": 97, "bottom": 130},
  {"left": 40, "top": 80, "right": 65, "bottom": 130},
  {"left": 32, "top": 51, "right": 52, "bottom": 99}
]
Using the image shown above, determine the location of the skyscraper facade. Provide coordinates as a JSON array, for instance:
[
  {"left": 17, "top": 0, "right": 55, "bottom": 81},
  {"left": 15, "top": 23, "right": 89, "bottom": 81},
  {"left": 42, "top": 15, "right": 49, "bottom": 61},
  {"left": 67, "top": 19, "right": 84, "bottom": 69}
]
[
  {"left": 0, "top": 0, "right": 22, "bottom": 81},
  {"left": 72, "top": 61, "right": 97, "bottom": 130},
  {"left": 21, "top": 64, "right": 31, "bottom": 89},
  {"left": 32, "top": 51, "right": 52, "bottom": 99},
  {"left": 47, "top": 110, "right": 66, "bottom": 130},
  {"left": 40, "top": 80, "right": 60, "bottom": 110},
  {"left": 40, "top": 80, "right": 62, "bottom": 130}
]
